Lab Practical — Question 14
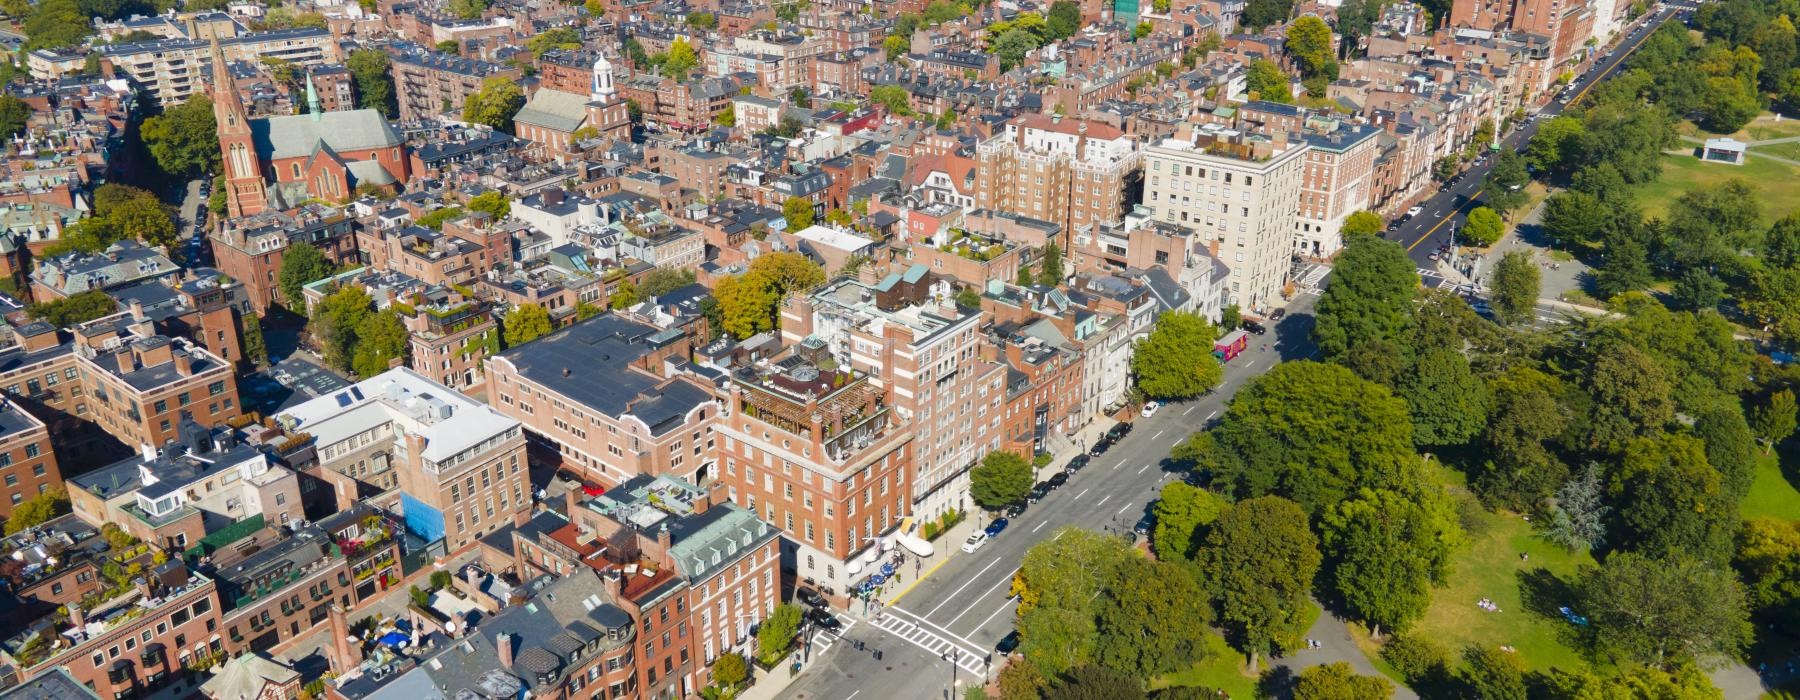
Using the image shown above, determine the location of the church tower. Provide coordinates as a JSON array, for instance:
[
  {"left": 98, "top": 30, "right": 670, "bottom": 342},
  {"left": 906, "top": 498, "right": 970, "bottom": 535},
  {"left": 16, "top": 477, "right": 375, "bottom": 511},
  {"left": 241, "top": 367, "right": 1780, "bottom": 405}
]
[
  {"left": 213, "top": 38, "right": 267, "bottom": 218},
  {"left": 585, "top": 53, "right": 630, "bottom": 140}
]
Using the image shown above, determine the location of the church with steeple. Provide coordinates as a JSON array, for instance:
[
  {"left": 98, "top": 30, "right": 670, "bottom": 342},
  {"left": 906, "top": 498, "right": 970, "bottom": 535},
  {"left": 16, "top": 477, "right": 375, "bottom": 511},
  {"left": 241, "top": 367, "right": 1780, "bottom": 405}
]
[
  {"left": 213, "top": 38, "right": 410, "bottom": 218},
  {"left": 512, "top": 51, "right": 632, "bottom": 154}
]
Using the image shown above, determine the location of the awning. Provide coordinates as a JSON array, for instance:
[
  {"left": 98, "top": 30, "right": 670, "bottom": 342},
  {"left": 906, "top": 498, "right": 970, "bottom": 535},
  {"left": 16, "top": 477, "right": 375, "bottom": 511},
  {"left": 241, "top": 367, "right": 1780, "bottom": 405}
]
[{"left": 892, "top": 530, "right": 933, "bottom": 558}]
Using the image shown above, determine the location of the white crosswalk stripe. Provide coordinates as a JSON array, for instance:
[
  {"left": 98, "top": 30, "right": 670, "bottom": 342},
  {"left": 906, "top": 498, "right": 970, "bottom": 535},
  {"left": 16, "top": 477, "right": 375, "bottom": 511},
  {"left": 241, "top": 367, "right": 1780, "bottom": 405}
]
[
  {"left": 808, "top": 613, "right": 856, "bottom": 651},
  {"left": 868, "top": 608, "right": 988, "bottom": 675}
]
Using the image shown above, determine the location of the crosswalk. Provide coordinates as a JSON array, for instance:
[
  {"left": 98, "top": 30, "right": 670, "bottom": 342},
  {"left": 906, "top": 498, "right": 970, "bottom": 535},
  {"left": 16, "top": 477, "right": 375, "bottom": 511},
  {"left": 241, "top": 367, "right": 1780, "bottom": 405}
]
[
  {"left": 868, "top": 607, "right": 989, "bottom": 676},
  {"left": 808, "top": 613, "right": 856, "bottom": 652}
]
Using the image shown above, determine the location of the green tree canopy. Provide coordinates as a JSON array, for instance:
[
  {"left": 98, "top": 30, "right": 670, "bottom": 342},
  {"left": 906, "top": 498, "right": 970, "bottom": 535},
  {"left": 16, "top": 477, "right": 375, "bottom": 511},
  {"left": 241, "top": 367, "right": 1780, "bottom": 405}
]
[
  {"left": 22, "top": 0, "right": 89, "bottom": 50},
  {"left": 468, "top": 191, "right": 511, "bottom": 219},
  {"left": 1341, "top": 210, "right": 1384, "bottom": 237},
  {"left": 0, "top": 94, "right": 29, "bottom": 138},
  {"left": 1244, "top": 59, "right": 1293, "bottom": 103},
  {"left": 277, "top": 242, "right": 335, "bottom": 308},
  {"left": 1195, "top": 496, "right": 1320, "bottom": 671},
  {"left": 782, "top": 196, "right": 816, "bottom": 229},
  {"left": 140, "top": 95, "right": 220, "bottom": 178},
  {"left": 1150, "top": 481, "right": 1226, "bottom": 563},
  {"left": 1292, "top": 662, "right": 1393, "bottom": 700},
  {"left": 1013, "top": 529, "right": 1135, "bottom": 675},
  {"left": 1092, "top": 557, "right": 1212, "bottom": 677},
  {"left": 26, "top": 290, "right": 115, "bottom": 328},
  {"left": 502, "top": 303, "right": 554, "bottom": 346},
  {"left": 1462, "top": 206, "right": 1505, "bottom": 247},
  {"left": 1611, "top": 433, "right": 1737, "bottom": 562},
  {"left": 1313, "top": 234, "right": 1417, "bottom": 358},
  {"left": 1580, "top": 551, "right": 1752, "bottom": 667},
  {"left": 1320, "top": 488, "right": 1461, "bottom": 636},
  {"left": 310, "top": 286, "right": 374, "bottom": 373},
  {"left": 1399, "top": 346, "right": 1489, "bottom": 447},
  {"left": 1751, "top": 389, "right": 1799, "bottom": 451},
  {"left": 1489, "top": 250, "right": 1539, "bottom": 326},
  {"left": 1130, "top": 311, "right": 1222, "bottom": 400},
  {"left": 351, "top": 309, "right": 409, "bottom": 377},
  {"left": 869, "top": 85, "right": 913, "bottom": 116},
  {"left": 1197, "top": 361, "right": 1420, "bottom": 515},
  {"left": 1481, "top": 151, "right": 1530, "bottom": 214},
  {"left": 464, "top": 76, "right": 525, "bottom": 131},
  {"left": 4, "top": 489, "right": 69, "bottom": 534},
  {"left": 347, "top": 49, "right": 397, "bottom": 117},
  {"left": 971, "top": 450, "right": 1034, "bottom": 509}
]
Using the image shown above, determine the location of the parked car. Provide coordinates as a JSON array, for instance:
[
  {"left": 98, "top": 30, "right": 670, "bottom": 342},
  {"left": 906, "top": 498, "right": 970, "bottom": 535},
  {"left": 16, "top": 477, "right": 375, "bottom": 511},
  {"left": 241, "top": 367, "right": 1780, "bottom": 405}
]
[
  {"left": 1244, "top": 321, "right": 1267, "bottom": 335},
  {"left": 1048, "top": 472, "right": 1069, "bottom": 488},
  {"left": 985, "top": 518, "right": 1009, "bottom": 538},
  {"left": 1004, "top": 500, "right": 1029, "bottom": 518},
  {"left": 1064, "top": 455, "right": 1090, "bottom": 474},
  {"left": 807, "top": 608, "right": 843, "bottom": 633},
  {"left": 1407, "top": 205, "right": 1424, "bottom": 217},
  {"left": 1140, "top": 401, "right": 1160, "bottom": 418},
  {"left": 1269, "top": 308, "right": 1287, "bottom": 320},
  {"left": 797, "top": 587, "right": 827, "bottom": 609},
  {"left": 1028, "top": 482, "right": 1052, "bottom": 502},
  {"left": 1088, "top": 439, "right": 1112, "bottom": 457},
  {"left": 1107, "top": 423, "right": 1132, "bottom": 440},
  {"left": 961, "top": 531, "right": 989, "bottom": 553},
  {"left": 1134, "top": 513, "right": 1156, "bottom": 537},
  {"left": 996, "top": 630, "right": 1021, "bottom": 655}
]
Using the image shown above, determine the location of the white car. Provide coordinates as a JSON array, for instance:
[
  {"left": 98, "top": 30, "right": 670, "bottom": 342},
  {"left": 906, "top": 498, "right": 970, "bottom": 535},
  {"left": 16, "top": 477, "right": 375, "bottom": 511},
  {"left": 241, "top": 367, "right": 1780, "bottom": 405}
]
[
  {"left": 1141, "top": 401, "right": 1161, "bottom": 418},
  {"left": 961, "top": 532, "right": 988, "bottom": 553},
  {"left": 1407, "top": 205, "right": 1424, "bottom": 217}
]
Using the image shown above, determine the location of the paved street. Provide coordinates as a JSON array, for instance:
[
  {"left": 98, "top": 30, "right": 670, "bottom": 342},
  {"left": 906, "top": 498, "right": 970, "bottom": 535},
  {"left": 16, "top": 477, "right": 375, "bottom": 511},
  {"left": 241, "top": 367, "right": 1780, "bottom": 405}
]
[
  {"left": 1387, "top": 3, "right": 1685, "bottom": 271},
  {"left": 778, "top": 294, "right": 1319, "bottom": 700}
]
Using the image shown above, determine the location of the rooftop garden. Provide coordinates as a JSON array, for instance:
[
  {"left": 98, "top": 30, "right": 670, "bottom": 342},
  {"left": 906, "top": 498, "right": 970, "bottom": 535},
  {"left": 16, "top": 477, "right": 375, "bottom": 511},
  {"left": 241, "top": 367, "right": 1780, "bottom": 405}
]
[{"left": 938, "top": 228, "right": 1008, "bottom": 262}]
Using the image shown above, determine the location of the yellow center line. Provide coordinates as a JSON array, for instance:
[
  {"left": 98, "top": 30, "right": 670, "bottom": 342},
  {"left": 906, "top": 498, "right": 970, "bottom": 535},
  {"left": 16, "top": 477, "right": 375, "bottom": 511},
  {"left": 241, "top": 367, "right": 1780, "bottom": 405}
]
[{"left": 1406, "top": 198, "right": 1481, "bottom": 253}]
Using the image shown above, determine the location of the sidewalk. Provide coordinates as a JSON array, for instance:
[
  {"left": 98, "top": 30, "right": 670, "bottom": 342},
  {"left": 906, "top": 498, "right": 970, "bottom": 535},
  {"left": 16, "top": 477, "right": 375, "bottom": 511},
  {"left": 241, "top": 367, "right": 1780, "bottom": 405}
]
[
  {"left": 736, "top": 658, "right": 802, "bottom": 700},
  {"left": 862, "top": 416, "right": 1121, "bottom": 615}
]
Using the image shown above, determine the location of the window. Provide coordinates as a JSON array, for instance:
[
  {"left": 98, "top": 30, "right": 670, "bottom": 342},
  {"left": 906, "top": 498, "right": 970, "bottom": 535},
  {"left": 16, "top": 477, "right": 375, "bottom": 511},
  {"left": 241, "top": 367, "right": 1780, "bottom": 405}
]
[{"left": 208, "top": 381, "right": 225, "bottom": 396}]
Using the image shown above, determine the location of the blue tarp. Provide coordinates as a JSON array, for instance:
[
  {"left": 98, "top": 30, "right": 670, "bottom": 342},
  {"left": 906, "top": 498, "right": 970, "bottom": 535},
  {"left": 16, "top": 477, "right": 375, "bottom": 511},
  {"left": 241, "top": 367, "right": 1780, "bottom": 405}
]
[{"left": 378, "top": 632, "right": 409, "bottom": 647}]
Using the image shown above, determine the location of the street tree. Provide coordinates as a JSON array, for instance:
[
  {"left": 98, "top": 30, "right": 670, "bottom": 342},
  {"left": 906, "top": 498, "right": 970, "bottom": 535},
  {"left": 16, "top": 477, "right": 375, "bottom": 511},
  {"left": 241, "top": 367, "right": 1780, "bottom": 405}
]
[
  {"left": 1526, "top": 115, "right": 1586, "bottom": 174},
  {"left": 1092, "top": 557, "right": 1212, "bottom": 677},
  {"left": 277, "top": 242, "right": 335, "bottom": 307},
  {"left": 502, "top": 303, "right": 553, "bottom": 346},
  {"left": 1201, "top": 362, "right": 1419, "bottom": 515},
  {"left": 1195, "top": 496, "right": 1321, "bottom": 672},
  {"left": 1313, "top": 234, "right": 1417, "bottom": 358},
  {"left": 1150, "top": 481, "right": 1227, "bottom": 563},
  {"left": 1342, "top": 211, "right": 1384, "bottom": 237},
  {"left": 1541, "top": 191, "right": 1606, "bottom": 246},
  {"left": 1320, "top": 488, "right": 1461, "bottom": 636},
  {"left": 1481, "top": 151, "right": 1529, "bottom": 214},
  {"left": 1490, "top": 250, "right": 1539, "bottom": 326},
  {"left": 1462, "top": 206, "right": 1505, "bottom": 247},
  {"left": 1130, "top": 311, "right": 1222, "bottom": 400},
  {"left": 971, "top": 450, "right": 1034, "bottom": 509},
  {"left": 140, "top": 95, "right": 219, "bottom": 177},
  {"left": 1580, "top": 551, "right": 1752, "bottom": 667}
]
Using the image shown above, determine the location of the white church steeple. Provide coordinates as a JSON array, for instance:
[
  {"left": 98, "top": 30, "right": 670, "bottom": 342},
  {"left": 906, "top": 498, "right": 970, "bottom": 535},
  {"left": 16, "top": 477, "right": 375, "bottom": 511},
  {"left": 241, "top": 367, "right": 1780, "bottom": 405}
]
[{"left": 591, "top": 54, "right": 616, "bottom": 102}]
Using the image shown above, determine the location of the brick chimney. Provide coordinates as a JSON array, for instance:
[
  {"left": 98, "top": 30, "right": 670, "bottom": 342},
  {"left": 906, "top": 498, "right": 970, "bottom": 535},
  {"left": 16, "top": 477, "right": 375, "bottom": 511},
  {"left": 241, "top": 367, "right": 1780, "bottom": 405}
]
[
  {"left": 68, "top": 603, "right": 83, "bottom": 629},
  {"left": 116, "top": 351, "right": 137, "bottom": 374},
  {"left": 128, "top": 300, "right": 145, "bottom": 321},
  {"left": 173, "top": 351, "right": 192, "bottom": 377},
  {"left": 496, "top": 632, "right": 515, "bottom": 669},
  {"left": 328, "top": 603, "right": 362, "bottom": 674}
]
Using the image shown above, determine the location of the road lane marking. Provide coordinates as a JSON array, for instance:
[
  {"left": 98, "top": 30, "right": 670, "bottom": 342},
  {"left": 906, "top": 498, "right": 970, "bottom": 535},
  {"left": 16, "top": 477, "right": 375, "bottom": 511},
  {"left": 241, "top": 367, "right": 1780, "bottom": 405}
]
[
  {"left": 944, "top": 566, "right": 1021, "bottom": 627},
  {"left": 1113, "top": 459, "right": 1126, "bottom": 469},
  {"left": 924, "top": 557, "right": 1002, "bottom": 616},
  {"left": 1184, "top": 404, "right": 1198, "bottom": 415},
  {"left": 886, "top": 606, "right": 989, "bottom": 657},
  {"left": 1206, "top": 410, "right": 1218, "bottom": 420},
  {"left": 1137, "top": 463, "right": 1151, "bottom": 474},
  {"left": 1031, "top": 520, "right": 1047, "bottom": 533},
  {"left": 1075, "top": 488, "right": 1090, "bottom": 499},
  {"left": 969, "top": 596, "right": 1019, "bottom": 636},
  {"left": 868, "top": 611, "right": 987, "bottom": 675},
  {"left": 1152, "top": 429, "right": 1164, "bottom": 440},
  {"left": 1117, "top": 503, "right": 1132, "bottom": 515},
  {"left": 1095, "top": 495, "right": 1111, "bottom": 508}
]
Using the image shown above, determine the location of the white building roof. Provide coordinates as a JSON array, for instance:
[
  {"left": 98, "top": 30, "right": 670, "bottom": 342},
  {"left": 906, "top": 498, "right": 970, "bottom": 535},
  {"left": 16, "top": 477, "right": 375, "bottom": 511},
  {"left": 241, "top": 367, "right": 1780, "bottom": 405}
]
[{"left": 275, "top": 367, "right": 519, "bottom": 463}]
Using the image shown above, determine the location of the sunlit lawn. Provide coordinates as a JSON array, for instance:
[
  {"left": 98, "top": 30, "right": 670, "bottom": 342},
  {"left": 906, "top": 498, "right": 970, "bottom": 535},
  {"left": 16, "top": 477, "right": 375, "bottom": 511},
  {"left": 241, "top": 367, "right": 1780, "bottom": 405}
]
[
  {"left": 1153, "top": 632, "right": 1260, "bottom": 699},
  {"left": 1405, "top": 499, "right": 1597, "bottom": 676},
  {"left": 1636, "top": 154, "right": 1800, "bottom": 227},
  {"left": 1742, "top": 453, "right": 1800, "bottom": 522}
]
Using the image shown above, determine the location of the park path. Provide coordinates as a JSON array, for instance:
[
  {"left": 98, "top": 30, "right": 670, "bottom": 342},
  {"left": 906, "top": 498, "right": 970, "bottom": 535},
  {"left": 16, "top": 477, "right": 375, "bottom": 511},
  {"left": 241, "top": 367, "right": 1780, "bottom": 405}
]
[{"left": 1273, "top": 609, "right": 1420, "bottom": 700}]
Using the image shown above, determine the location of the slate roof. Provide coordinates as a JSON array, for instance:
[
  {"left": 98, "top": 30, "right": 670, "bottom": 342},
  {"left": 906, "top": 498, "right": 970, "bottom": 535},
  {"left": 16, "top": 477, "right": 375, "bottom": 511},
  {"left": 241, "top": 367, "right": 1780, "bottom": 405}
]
[
  {"left": 513, "top": 89, "right": 591, "bottom": 133},
  {"left": 494, "top": 314, "right": 712, "bottom": 436},
  {"left": 252, "top": 110, "right": 404, "bottom": 161}
]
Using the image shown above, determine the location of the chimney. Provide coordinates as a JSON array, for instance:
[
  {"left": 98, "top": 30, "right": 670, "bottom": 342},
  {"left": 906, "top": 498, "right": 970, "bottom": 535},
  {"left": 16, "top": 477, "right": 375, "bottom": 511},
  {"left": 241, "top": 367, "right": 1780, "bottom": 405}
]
[
  {"left": 328, "top": 604, "right": 362, "bottom": 674},
  {"left": 564, "top": 483, "right": 580, "bottom": 517},
  {"left": 68, "top": 603, "right": 83, "bottom": 630},
  {"left": 128, "top": 300, "right": 145, "bottom": 321},
  {"left": 497, "top": 632, "right": 515, "bottom": 669},
  {"left": 465, "top": 566, "right": 481, "bottom": 592},
  {"left": 173, "top": 351, "right": 192, "bottom": 377},
  {"left": 116, "top": 351, "right": 137, "bottom": 374}
]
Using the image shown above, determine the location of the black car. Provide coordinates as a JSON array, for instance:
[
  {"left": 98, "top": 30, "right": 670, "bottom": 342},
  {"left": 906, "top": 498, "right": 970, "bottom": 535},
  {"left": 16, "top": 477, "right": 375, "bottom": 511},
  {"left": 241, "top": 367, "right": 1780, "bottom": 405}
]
[
  {"left": 1048, "top": 472, "right": 1069, "bottom": 488},
  {"left": 807, "top": 608, "right": 843, "bottom": 633},
  {"left": 1028, "top": 482, "right": 1052, "bottom": 502},
  {"left": 1108, "top": 423, "right": 1132, "bottom": 440},
  {"left": 1064, "top": 455, "right": 1090, "bottom": 474},
  {"left": 796, "top": 587, "right": 826, "bottom": 609},
  {"left": 1088, "top": 437, "right": 1113, "bottom": 457},
  {"left": 996, "top": 630, "right": 1021, "bottom": 655},
  {"left": 1004, "top": 500, "right": 1028, "bottom": 518},
  {"left": 1244, "top": 321, "right": 1267, "bottom": 335},
  {"left": 1269, "top": 308, "right": 1287, "bottom": 320},
  {"left": 1133, "top": 513, "right": 1156, "bottom": 537}
]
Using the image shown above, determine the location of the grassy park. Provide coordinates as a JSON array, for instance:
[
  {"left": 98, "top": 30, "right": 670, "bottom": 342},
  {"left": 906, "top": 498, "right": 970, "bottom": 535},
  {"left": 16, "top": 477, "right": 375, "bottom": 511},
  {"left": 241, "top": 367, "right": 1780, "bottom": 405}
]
[
  {"left": 1743, "top": 453, "right": 1800, "bottom": 522},
  {"left": 1636, "top": 153, "right": 1800, "bottom": 226}
]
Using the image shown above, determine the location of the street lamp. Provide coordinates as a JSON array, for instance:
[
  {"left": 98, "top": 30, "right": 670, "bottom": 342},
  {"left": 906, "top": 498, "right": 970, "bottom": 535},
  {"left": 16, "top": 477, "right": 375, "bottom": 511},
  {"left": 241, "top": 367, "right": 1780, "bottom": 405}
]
[{"left": 945, "top": 649, "right": 959, "bottom": 699}]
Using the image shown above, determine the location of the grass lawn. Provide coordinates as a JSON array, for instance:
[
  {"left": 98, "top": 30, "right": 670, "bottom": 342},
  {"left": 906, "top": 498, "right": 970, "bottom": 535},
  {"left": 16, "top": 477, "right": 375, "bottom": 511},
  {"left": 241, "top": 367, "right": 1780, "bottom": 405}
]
[
  {"left": 1742, "top": 453, "right": 1800, "bottom": 522},
  {"left": 1678, "top": 114, "right": 1800, "bottom": 143},
  {"left": 1636, "top": 154, "right": 1800, "bottom": 226},
  {"left": 1404, "top": 499, "right": 1597, "bottom": 676},
  {"left": 1153, "top": 632, "right": 1261, "bottom": 698}
]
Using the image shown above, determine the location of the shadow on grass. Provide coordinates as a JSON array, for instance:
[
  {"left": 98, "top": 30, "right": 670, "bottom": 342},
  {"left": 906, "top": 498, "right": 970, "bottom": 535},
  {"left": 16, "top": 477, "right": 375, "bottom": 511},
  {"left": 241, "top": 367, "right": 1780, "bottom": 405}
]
[
  {"left": 1255, "top": 665, "right": 1297, "bottom": 700},
  {"left": 1516, "top": 567, "right": 1592, "bottom": 652}
]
